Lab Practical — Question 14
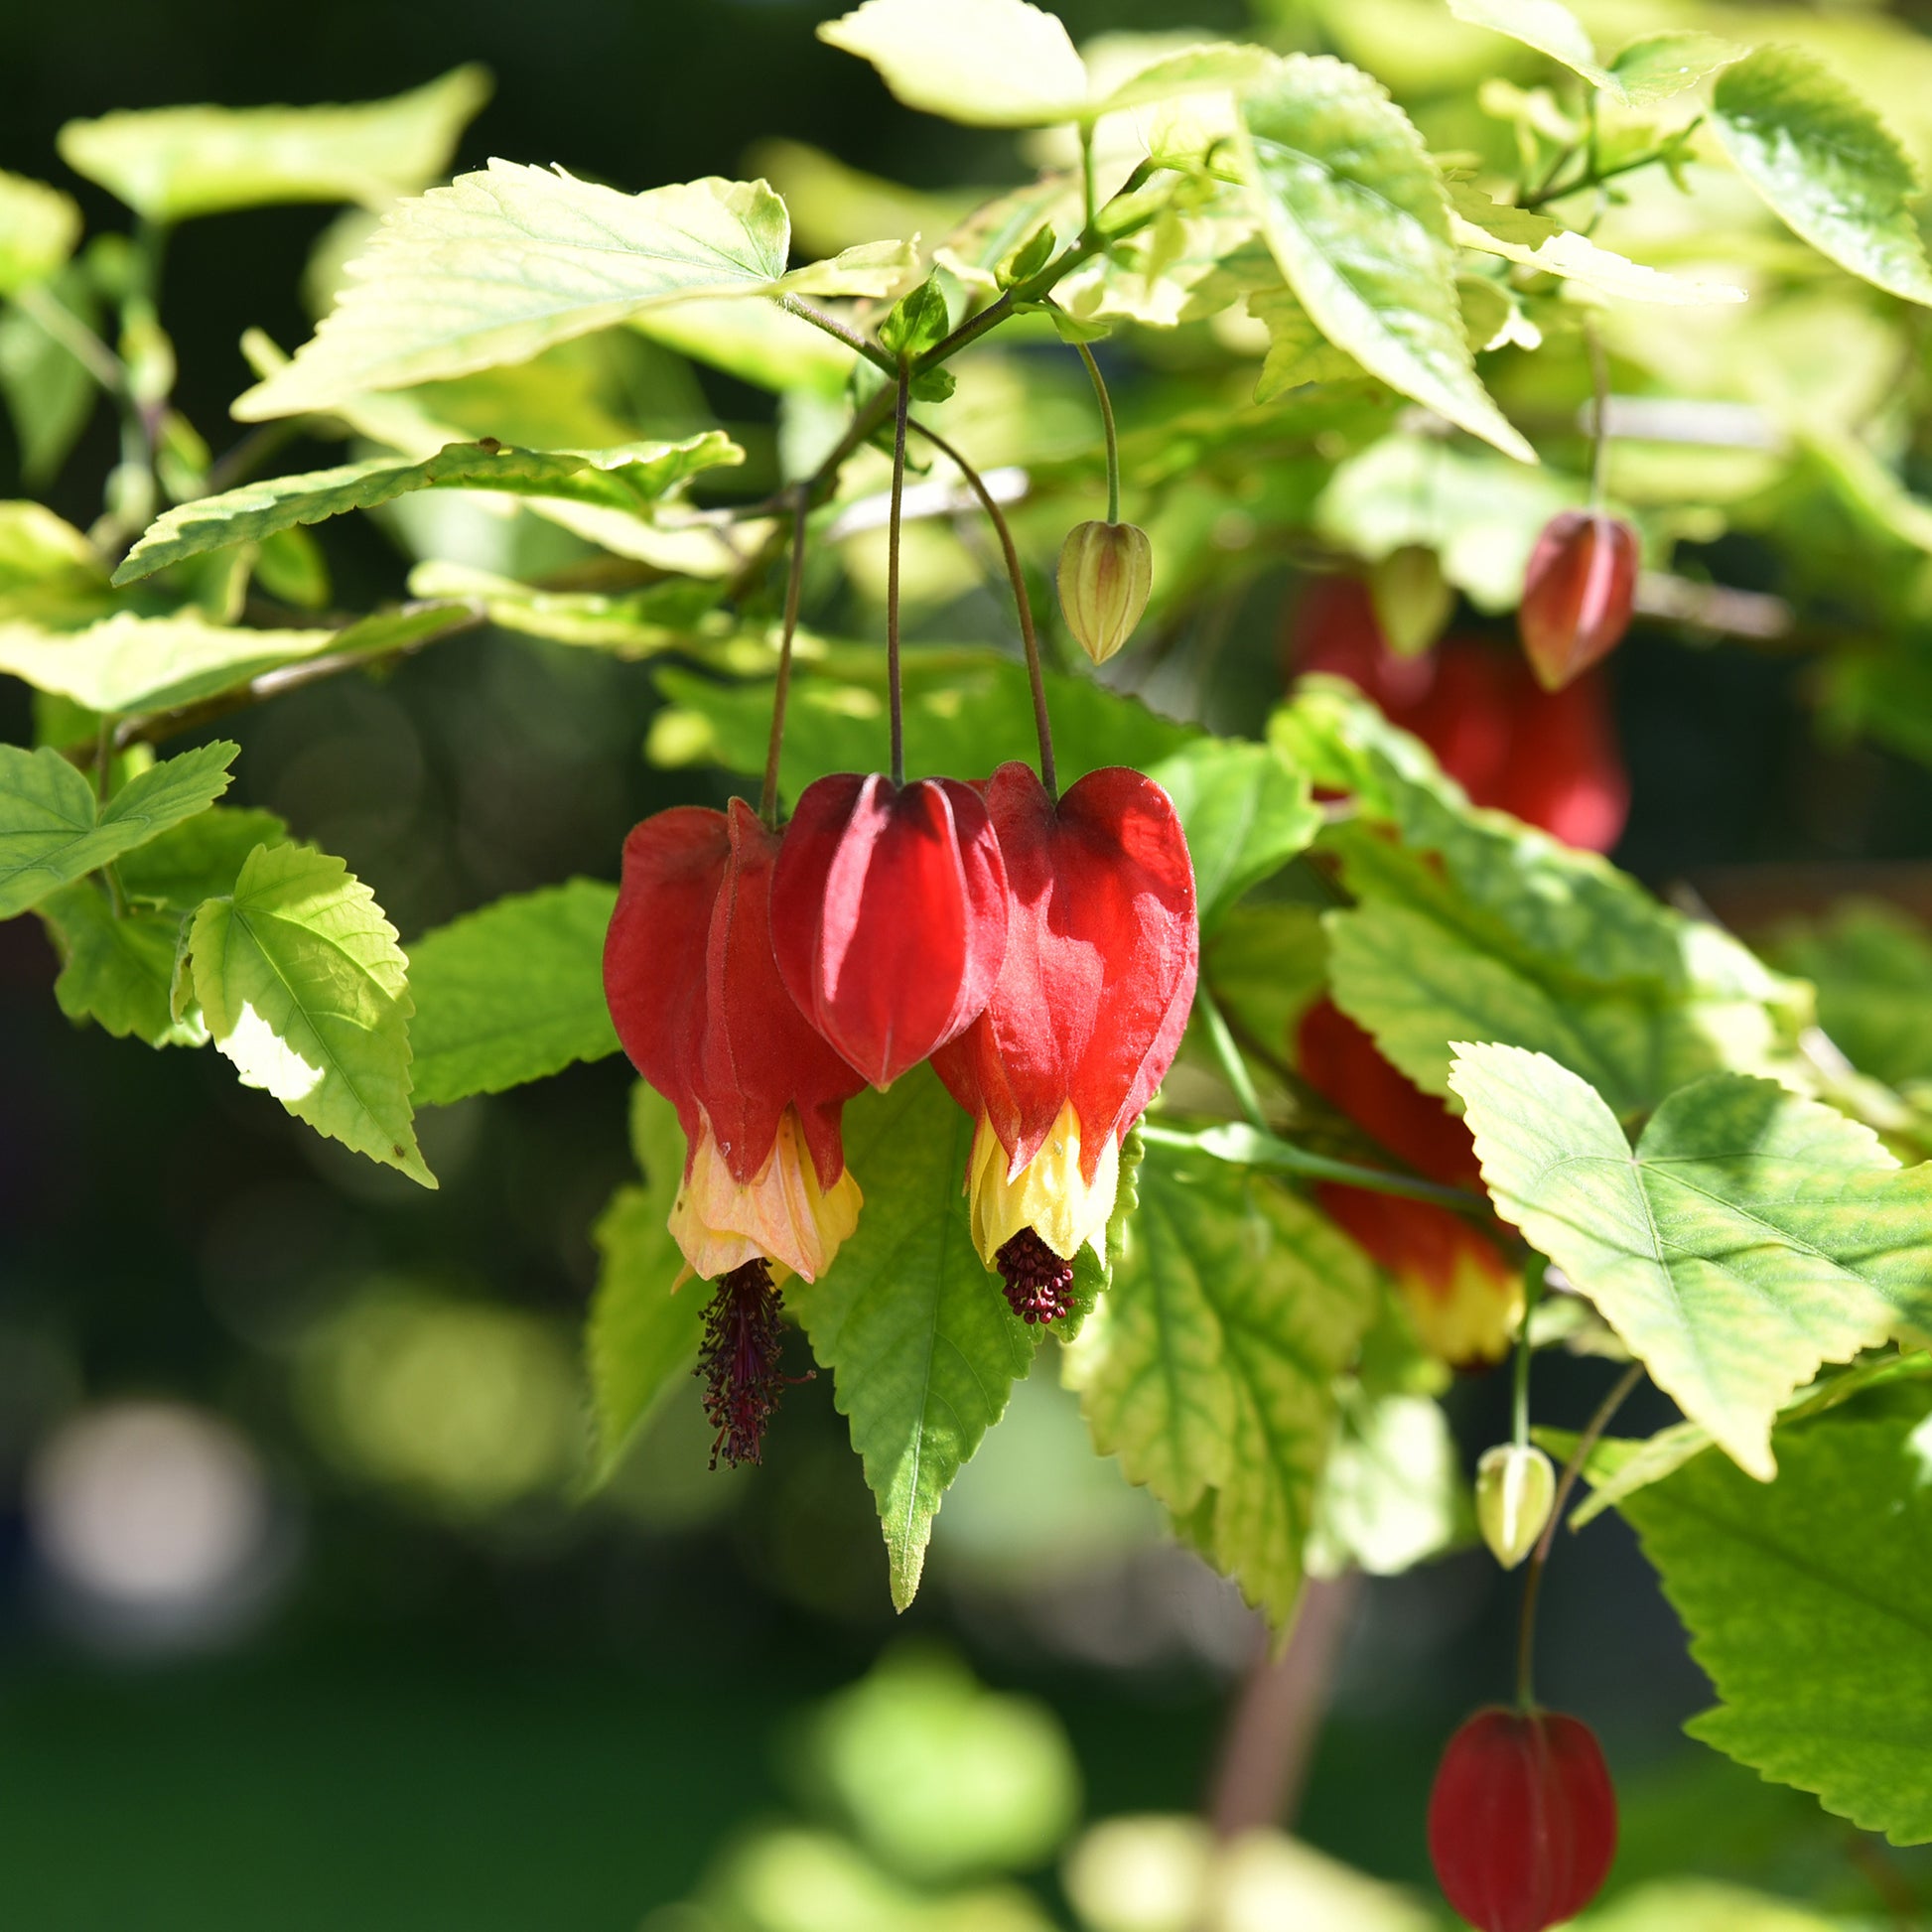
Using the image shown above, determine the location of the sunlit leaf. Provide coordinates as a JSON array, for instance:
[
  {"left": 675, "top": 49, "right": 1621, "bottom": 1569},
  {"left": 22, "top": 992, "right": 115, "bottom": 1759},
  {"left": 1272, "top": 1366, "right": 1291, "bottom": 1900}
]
[
  {"left": 1144, "top": 736, "right": 1319, "bottom": 931},
  {"left": 0, "top": 172, "right": 82, "bottom": 296},
  {"left": 38, "top": 882, "right": 206, "bottom": 1047},
  {"left": 1609, "top": 31, "right": 1743, "bottom": 106},
  {"left": 1773, "top": 900, "right": 1932, "bottom": 1087},
  {"left": 1446, "top": 0, "right": 1621, "bottom": 96}
]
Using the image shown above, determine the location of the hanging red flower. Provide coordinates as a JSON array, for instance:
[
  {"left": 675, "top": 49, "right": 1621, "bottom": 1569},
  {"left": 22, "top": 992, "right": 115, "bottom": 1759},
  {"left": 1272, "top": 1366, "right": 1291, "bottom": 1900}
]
[
  {"left": 933, "top": 761, "right": 1197, "bottom": 1322},
  {"left": 1428, "top": 1707, "right": 1618, "bottom": 1932},
  {"left": 770, "top": 772, "right": 1010, "bottom": 1090},
  {"left": 1518, "top": 509, "right": 1640, "bottom": 693}
]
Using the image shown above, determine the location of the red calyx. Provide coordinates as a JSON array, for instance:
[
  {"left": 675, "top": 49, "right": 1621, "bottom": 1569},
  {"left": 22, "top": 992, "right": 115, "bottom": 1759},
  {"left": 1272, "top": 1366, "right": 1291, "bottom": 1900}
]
[
  {"left": 932, "top": 761, "right": 1198, "bottom": 1179},
  {"left": 770, "top": 772, "right": 1010, "bottom": 1090},
  {"left": 1428, "top": 1707, "right": 1617, "bottom": 1932},
  {"left": 603, "top": 798, "right": 864, "bottom": 1190},
  {"left": 1517, "top": 510, "right": 1639, "bottom": 694}
]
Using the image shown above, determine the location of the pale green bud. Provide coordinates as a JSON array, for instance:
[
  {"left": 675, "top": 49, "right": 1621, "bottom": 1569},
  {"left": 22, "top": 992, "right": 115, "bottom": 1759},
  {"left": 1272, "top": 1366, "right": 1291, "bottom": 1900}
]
[
  {"left": 1475, "top": 1443, "right": 1556, "bottom": 1571},
  {"left": 1057, "top": 519, "right": 1153, "bottom": 665}
]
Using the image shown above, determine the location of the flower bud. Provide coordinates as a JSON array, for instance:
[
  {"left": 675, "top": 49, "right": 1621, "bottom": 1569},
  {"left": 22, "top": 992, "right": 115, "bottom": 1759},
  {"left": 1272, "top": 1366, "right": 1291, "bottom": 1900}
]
[
  {"left": 1517, "top": 509, "right": 1638, "bottom": 692},
  {"left": 1475, "top": 1443, "right": 1556, "bottom": 1570},
  {"left": 1429, "top": 1707, "right": 1617, "bottom": 1932},
  {"left": 1368, "top": 544, "right": 1452, "bottom": 657},
  {"left": 1057, "top": 520, "right": 1152, "bottom": 664}
]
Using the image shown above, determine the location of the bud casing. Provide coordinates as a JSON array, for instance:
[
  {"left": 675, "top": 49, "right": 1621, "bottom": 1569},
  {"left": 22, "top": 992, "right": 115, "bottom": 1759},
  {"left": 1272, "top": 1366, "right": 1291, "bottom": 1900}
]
[
  {"left": 1517, "top": 509, "right": 1638, "bottom": 692},
  {"left": 1057, "top": 520, "right": 1153, "bottom": 664},
  {"left": 1475, "top": 1442, "right": 1556, "bottom": 1570}
]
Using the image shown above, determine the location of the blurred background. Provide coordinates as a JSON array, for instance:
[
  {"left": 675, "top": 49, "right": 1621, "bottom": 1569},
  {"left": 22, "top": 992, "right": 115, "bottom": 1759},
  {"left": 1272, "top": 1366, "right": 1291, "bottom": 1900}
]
[{"left": 4, "top": 1, "right": 1932, "bottom": 1927}]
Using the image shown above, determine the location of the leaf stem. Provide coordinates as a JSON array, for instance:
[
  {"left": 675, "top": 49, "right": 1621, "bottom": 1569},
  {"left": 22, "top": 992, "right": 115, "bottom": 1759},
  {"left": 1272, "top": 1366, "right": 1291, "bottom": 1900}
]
[
  {"left": 887, "top": 361, "right": 909, "bottom": 789},
  {"left": 1512, "top": 1258, "right": 1544, "bottom": 1449},
  {"left": 1140, "top": 1122, "right": 1494, "bottom": 1215},
  {"left": 1079, "top": 121, "right": 1098, "bottom": 233},
  {"left": 1075, "top": 339, "right": 1121, "bottom": 524},
  {"left": 759, "top": 484, "right": 810, "bottom": 827},
  {"left": 1197, "top": 981, "right": 1269, "bottom": 1132},
  {"left": 14, "top": 283, "right": 124, "bottom": 390},
  {"left": 1514, "top": 1360, "right": 1644, "bottom": 1711},
  {"left": 777, "top": 293, "right": 897, "bottom": 374},
  {"left": 1520, "top": 120, "right": 1703, "bottom": 211},
  {"left": 1585, "top": 315, "right": 1611, "bottom": 509},
  {"left": 906, "top": 418, "right": 1057, "bottom": 799}
]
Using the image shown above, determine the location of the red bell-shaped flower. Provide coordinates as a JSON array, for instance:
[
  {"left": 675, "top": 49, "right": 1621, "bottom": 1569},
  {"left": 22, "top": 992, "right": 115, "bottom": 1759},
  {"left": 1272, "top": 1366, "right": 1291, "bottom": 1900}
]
[
  {"left": 933, "top": 761, "right": 1197, "bottom": 1321},
  {"left": 1517, "top": 510, "right": 1639, "bottom": 693},
  {"left": 1428, "top": 1707, "right": 1618, "bottom": 1932},
  {"left": 604, "top": 798, "right": 866, "bottom": 1287},
  {"left": 770, "top": 772, "right": 1010, "bottom": 1090}
]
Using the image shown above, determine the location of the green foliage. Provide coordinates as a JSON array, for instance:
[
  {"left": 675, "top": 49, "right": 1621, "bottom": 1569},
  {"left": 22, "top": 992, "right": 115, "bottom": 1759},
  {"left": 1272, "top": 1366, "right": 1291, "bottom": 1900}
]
[
  {"left": 1608, "top": 31, "right": 1743, "bottom": 106},
  {"left": 406, "top": 880, "right": 621, "bottom": 1107},
  {"left": 186, "top": 841, "right": 433, "bottom": 1186},
  {"left": 1149, "top": 737, "right": 1318, "bottom": 933},
  {"left": 0, "top": 738, "right": 236, "bottom": 917},
  {"left": 0, "top": 174, "right": 81, "bottom": 297},
  {"left": 1064, "top": 1134, "right": 1377, "bottom": 1624},
  {"left": 587, "top": 1082, "right": 703, "bottom": 1482},
  {"left": 1712, "top": 45, "right": 1932, "bottom": 308},
  {"left": 1451, "top": 1042, "right": 1932, "bottom": 1479},
  {"left": 1622, "top": 1415, "right": 1932, "bottom": 1845},
  {"left": 1446, "top": 0, "right": 1620, "bottom": 96},
  {"left": 57, "top": 66, "right": 492, "bottom": 220},
  {"left": 1772, "top": 900, "right": 1932, "bottom": 1087},
  {"left": 38, "top": 882, "right": 207, "bottom": 1046}
]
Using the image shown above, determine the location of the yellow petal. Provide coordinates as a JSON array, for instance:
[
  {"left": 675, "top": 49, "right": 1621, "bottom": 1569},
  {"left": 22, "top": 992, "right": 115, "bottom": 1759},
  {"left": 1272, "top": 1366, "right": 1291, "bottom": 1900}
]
[
  {"left": 669, "top": 1106, "right": 862, "bottom": 1282},
  {"left": 966, "top": 1101, "right": 1117, "bottom": 1267}
]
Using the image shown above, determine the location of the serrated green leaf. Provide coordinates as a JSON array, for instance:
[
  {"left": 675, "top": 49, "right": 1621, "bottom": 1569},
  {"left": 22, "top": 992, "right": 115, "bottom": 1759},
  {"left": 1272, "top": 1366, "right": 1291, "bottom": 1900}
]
[
  {"left": 0, "top": 173, "right": 81, "bottom": 297},
  {"left": 1249, "top": 280, "right": 1364, "bottom": 397},
  {"left": 792, "top": 1066, "right": 1038, "bottom": 1610},
  {"left": 234, "top": 164, "right": 913, "bottom": 420},
  {"left": 1713, "top": 45, "right": 1932, "bottom": 309},
  {"left": 1446, "top": 0, "right": 1621, "bottom": 96},
  {"left": 1235, "top": 57, "right": 1533, "bottom": 464},
  {"left": 1145, "top": 737, "right": 1318, "bottom": 932},
  {"left": 1621, "top": 1415, "right": 1932, "bottom": 1844},
  {"left": 114, "top": 432, "right": 742, "bottom": 584},
  {"left": 114, "top": 804, "right": 287, "bottom": 913},
  {"left": 38, "top": 882, "right": 205, "bottom": 1047},
  {"left": 587, "top": 1081, "right": 703, "bottom": 1482},
  {"left": 190, "top": 841, "right": 432, "bottom": 1186},
  {"left": 406, "top": 879, "right": 621, "bottom": 1107},
  {"left": 1608, "top": 31, "right": 1743, "bottom": 106},
  {"left": 0, "top": 611, "right": 336, "bottom": 715},
  {"left": 57, "top": 66, "right": 491, "bottom": 221},
  {"left": 1065, "top": 1137, "right": 1376, "bottom": 1624},
  {"left": 1450, "top": 1042, "right": 1932, "bottom": 1478},
  {"left": 0, "top": 739, "right": 236, "bottom": 919}
]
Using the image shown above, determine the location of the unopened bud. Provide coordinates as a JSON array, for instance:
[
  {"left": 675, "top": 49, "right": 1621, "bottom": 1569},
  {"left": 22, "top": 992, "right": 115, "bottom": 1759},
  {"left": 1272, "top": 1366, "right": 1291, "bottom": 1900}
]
[
  {"left": 1057, "top": 519, "right": 1153, "bottom": 664},
  {"left": 1369, "top": 544, "right": 1452, "bottom": 657},
  {"left": 1517, "top": 509, "right": 1638, "bottom": 691},
  {"left": 1475, "top": 1442, "right": 1556, "bottom": 1570}
]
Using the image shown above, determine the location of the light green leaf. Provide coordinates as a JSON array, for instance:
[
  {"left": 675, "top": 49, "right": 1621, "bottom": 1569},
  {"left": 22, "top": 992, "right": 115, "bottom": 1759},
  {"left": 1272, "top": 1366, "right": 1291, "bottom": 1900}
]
[
  {"left": 1450, "top": 1042, "right": 1932, "bottom": 1478},
  {"left": 113, "top": 432, "right": 743, "bottom": 584},
  {"left": 1088, "top": 44, "right": 1279, "bottom": 119},
  {"left": 1065, "top": 1136, "right": 1377, "bottom": 1624},
  {"left": 1621, "top": 1415, "right": 1932, "bottom": 1844},
  {"left": 0, "top": 611, "right": 335, "bottom": 715},
  {"left": 1584, "top": 1878, "right": 1849, "bottom": 1931},
  {"left": 0, "top": 268, "right": 103, "bottom": 484},
  {"left": 117, "top": 804, "right": 287, "bottom": 912},
  {"left": 1235, "top": 57, "right": 1534, "bottom": 464},
  {"left": 57, "top": 66, "right": 492, "bottom": 221},
  {"left": 406, "top": 561, "right": 724, "bottom": 655},
  {"left": 792, "top": 1066, "right": 1039, "bottom": 1610},
  {"left": 38, "top": 883, "right": 206, "bottom": 1047},
  {"left": 0, "top": 739, "right": 236, "bottom": 919},
  {"left": 1248, "top": 280, "right": 1365, "bottom": 397},
  {"left": 406, "top": 880, "right": 621, "bottom": 1107},
  {"left": 1772, "top": 900, "right": 1932, "bottom": 1088},
  {"left": 0, "top": 173, "right": 82, "bottom": 297},
  {"left": 1446, "top": 0, "right": 1621, "bottom": 96},
  {"left": 1713, "top": 45, "right": 1932, "bottom": 309},
  {"left": 631, "top": 295, "right": 854, "bottom": 397},
  {"left": 189, "top": 841, "right": 433, "bottom": 1186},
  {"left": 587, "top": 1081, "right": 703, "bottom": 1482},
  {"left": 1145, "top": 738, "right": 1319, "bottom": 932},
  {"left": 1307, "top": 1383, "right": 1463, "bottom": 1578},
  {"left": 1609, "top": 31, "right": 1744, "bottom": 107},
  {"left": 234, "top": 163, "right": 914, "bottom": 419}
]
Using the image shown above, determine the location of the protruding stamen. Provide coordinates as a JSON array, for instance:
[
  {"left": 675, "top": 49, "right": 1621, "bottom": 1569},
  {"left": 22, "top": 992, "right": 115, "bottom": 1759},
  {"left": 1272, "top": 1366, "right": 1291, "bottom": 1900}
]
[
  {"left": 995, "top": 1227, "right": 1076, "bottom": 1325},
  {"left": 697, "top": 1259, "right": 806, "bottom": 1468}
]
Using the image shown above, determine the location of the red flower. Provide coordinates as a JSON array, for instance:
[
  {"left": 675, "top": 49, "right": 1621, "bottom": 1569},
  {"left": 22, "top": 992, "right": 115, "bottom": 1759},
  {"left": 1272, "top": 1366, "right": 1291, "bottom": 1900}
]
[
  {"left": 770, "top": 773, "right": 1010, "bottom": 1090},
  {"left": 933, "top": 761, "right": 1197, "bottom": 1319},
  {"left": 1518, "top": 509, "right": 1639, "bottom": 693},
  {"left": 604, "top": 798, "right": 866, "bottom": 1285},
  {"left": 1429, "top": 1707, "right": 1618, "bottom": 1932},
  {"left": 1298, "top": 999, "right": 1520, "bottom": 1366},
  {"left": 1289, "top": 577, "right": 1629, "bottom": 854}
]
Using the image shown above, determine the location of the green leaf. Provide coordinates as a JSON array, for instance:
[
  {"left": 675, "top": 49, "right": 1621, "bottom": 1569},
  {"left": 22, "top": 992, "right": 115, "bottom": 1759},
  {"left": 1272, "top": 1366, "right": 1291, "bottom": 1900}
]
[
  {"left": 38, "top": 882, "right": 206, "bottom": 1047},
  {"left": 115, "top": 804, "right": 287, "bottom": 912},
  {"left": 1249, "top": 280, "right": 1364, "bottom": 396},
  {"left": 234, "top": 164, "right": 914, "bottom": 420},
  {"left": 1608, "top": 31, "right": 1744, "bottom": 107},
  {"left": 57, "top": 66, "right": 492, "bottom": 221},
  {"left": 1446, "top": 0, "right": 1621, "bottom": 97},
  {"left": 792, "top": 1066, "right": 1038, "bottom": 1610},
  {"left": 0, "top": 267, "right": 103, "bottom": 484},
  {"left": 0, "top": 739, "right": 236, "bottom": 919},
  {"left": 406, "top": 880, "right": 621, "bottom": 1107},
  {"left": 1145, "top": 738, "right": 1319, "bottom": 932},
  {"left": 1621, "top": 1415, "right": 1932, "bottom": 1844},
  {"left": 1713, "top": 45, "right": 1932, "bottom": 309},
  {"left": 587, "top": 1081, "right": 703, "bottom": 1482},
  {"left": 0, "top": 611, "right": 335, "bottom": 715},
  {"left": 1449, "top": 1042, "right": 1932, "bottom": 1478},
  {"left": 406, "top": 562, "right": 724, "bottom": 655},
  {"left": 1771, "top": 900, "right": 1932, "bottom": 1088},
  {"left": 188, "top": 842, "right": 433, "bottom": 1186},
  {"left": 631, "top": 295, "right": 854, "bottom": 398},
  {"left": 0, "top": 173, "right": 81, "bottom": 297},
  {"left": 1064, "top": 1135, "right": 1377, "bottom": 1624},
  {"left": 113, "top": 432, "right": 744, "bottom": 584},
  {"left": 1235, "top": 57, "right": 1534, "bottom": 464}
]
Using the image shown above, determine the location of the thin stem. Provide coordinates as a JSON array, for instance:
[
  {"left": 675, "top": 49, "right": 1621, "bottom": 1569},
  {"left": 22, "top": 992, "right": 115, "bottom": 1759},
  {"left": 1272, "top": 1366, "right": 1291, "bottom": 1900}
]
[
  {"left": 1520, "top": 122, "right": 1702, "bottom": 211},
  {"left": 1197, "top": 981, "right": 1268, "bottom": 1132},
  {"left": 1079, "top": 121, "right": 1098, "bottom": 232},
  {"left": 1585, "top": 315, "right": 1611, "bottom": 509},
  {"left": 887, "top": 362, "right": 910, "bottom": 789},
  {"left": 1075, "top": 340, "right": 1121, "bottom": 524},
  {"left": 1140, "top": 1122, "right": 1493, "bottom": 1216},
  {"left": 1514, "top": 1361, "right": 1644, "bottom": 1711},
  {"left": 906, "top": 419, "right": 1057, "bottom": 798},
  {"left": 92, "top": 714, "right": 114, "bottom": 807},
  {"left": 759, "top": 485, "right": 810, "bottom": 827},
  {"left": 1512, "top": 1258, "right": 1544, "bottom": 1449},
  {"left": 778, "top": 293, "right": 897, "bottom": 374},
  {"left": 14, "top": 284, "right": 124, "bottom": 390}
]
